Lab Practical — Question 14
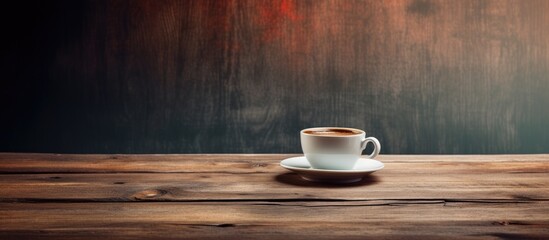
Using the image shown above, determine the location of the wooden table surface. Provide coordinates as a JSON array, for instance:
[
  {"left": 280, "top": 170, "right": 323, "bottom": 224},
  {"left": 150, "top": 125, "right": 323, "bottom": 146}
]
[{"left": 0, "top": 153, "right": 548, "bottom": 239}]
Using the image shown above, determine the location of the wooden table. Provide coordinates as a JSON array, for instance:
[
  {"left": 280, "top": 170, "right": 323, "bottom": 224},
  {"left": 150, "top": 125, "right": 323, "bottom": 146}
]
[{"left": 0, "top": 153, "right": 548, "bottom": 239}]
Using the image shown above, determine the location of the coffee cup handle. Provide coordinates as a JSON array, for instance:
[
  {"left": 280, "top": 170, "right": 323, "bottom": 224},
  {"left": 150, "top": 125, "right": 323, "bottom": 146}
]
[{"left": 360, "top": 137, "right": 381, "bottom": 159}]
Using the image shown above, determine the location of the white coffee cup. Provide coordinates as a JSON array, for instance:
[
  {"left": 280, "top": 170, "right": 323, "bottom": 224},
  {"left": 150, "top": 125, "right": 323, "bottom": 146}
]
[{"left": 300, "top": 127, "right": 381, "bottom": 170}]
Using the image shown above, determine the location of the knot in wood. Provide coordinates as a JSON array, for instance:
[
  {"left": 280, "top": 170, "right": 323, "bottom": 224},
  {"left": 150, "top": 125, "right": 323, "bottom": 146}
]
[
  {"left": 251, "top": 163, "right": 268, "bottom": 168},
  {"left": 133, "top": 189, "right": 168, "bottom": 200},
  {"left": 493, "top": 221, "right": 510, "bottom": 226}
]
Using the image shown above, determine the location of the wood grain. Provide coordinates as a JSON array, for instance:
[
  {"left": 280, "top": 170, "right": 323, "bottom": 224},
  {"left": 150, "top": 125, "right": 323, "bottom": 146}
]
[
  {"left": 2, "top": 0, "right": 549, "bottom": 154},
  {"left": 0, "top": 154, "right": 548, "bottom": 202},
  {"left": 0, "top": 202, "right": 548, "bottom": 240},
  {"left": 0, "top": 153, "right": 548, "bottom": 239},
  {"left": 1, "top": 153, "right": 548, "bottom": 173},
  {"left": 1, "top": 172, "right": 547, "bottom": 202}
]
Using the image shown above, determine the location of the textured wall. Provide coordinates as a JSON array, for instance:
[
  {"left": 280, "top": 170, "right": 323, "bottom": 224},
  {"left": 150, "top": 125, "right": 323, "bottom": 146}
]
[{"left": 1, "top": 0, "right": 549, "bottom": 153}]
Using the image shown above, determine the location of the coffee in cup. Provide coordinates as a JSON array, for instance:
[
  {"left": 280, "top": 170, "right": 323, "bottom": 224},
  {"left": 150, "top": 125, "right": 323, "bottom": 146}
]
[{"left": 300, "top": 127, "right": 381, "bottom": 170}]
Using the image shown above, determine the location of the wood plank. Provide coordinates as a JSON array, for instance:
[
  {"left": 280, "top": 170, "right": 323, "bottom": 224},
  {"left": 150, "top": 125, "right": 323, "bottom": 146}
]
[
  {"left": 0, "top": 154, "right": 547, "bottom": 201},
  {"left": 0, "top": 154, "right": 547, "bottom": 238},
  {"left": 0, "top": 169, "right": 547, "bottom": 201},
  {"left": 0, "top": 202, "right": 547, "bottom": 239},
  {"left": 0, "top": 153, "right": 548, "bottom": 173}
]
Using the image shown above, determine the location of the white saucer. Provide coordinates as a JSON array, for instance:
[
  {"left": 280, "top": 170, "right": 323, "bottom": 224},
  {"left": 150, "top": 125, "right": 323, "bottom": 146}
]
[{"left": 280, "top": 156, "right": 384, "bottom": 183}]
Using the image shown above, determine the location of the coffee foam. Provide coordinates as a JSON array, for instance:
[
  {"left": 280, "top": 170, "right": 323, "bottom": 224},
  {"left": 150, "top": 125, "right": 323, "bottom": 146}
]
[{"left": 303, "top": 128, "right": 360, "bottom": 136}]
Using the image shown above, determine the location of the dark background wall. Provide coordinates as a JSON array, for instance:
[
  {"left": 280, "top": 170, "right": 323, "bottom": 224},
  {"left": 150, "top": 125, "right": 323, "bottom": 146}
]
[{"left": 1, "top": 0, "right": 548, "bottom": 154}]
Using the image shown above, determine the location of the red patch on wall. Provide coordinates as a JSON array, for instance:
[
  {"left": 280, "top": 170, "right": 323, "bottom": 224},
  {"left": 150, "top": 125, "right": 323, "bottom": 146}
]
[{"left": 259, "top": 0, "right": 302, "bottom": 42}]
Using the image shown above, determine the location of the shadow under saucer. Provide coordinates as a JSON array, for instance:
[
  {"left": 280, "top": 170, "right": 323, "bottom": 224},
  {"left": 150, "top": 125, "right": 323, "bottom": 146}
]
[{"left": 274, "top": 172, "right": 380, "bottom": 188}]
